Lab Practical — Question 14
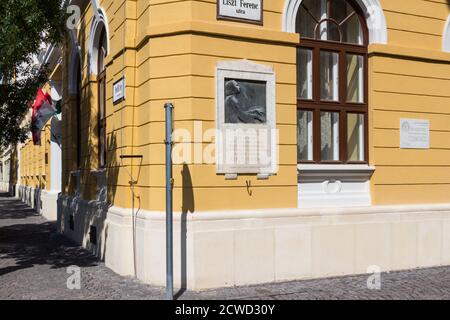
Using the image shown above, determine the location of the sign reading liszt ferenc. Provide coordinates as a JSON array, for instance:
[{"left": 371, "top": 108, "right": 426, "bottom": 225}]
[{"left": 218, "top": 0, "right": 263, "bottom": 24}]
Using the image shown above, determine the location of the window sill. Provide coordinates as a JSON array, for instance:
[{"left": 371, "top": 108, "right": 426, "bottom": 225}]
[{"left": 298, "top": 164, "right": 375, "bottom": 183}]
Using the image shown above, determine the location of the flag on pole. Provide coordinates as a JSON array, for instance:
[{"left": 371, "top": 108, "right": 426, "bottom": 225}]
[{"left": 31, "top": 89, "right": 57, "bottom": 145}]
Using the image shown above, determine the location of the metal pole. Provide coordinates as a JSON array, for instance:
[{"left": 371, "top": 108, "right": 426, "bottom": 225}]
[{"left": 164, "top": 103, "right": 174, "bottom": 300}]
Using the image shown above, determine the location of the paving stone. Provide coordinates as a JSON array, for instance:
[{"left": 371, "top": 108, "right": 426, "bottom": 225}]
[{"left": 2, "top": 192, "right": 450, "bottom": 300}]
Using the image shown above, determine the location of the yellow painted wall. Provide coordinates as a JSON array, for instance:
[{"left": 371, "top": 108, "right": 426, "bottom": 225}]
[
  {"left": 59, "top": 0, "right": 450, "bottom": 211},
  {"left": 19, "top": 112, "right": 51, "bottom": 191},
  {"left": 61, "top": 0, "right": 138, "bottom": 206},
  {"left": 132, "top": 0, "right": 300, "bottom": 211},
  {"left": 369, "top": 45, "right": 450, "bottom": 204},
  {"left": 380, "top": 0, "right": 449, "bottom": 51}
]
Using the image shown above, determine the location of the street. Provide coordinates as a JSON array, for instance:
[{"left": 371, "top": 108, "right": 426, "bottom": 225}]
[{"left": 1, "top": 192, "right": 450, "bottom": 300}]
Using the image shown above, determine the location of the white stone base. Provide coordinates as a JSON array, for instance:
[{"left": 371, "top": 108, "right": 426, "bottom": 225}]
[
  {"left": 57, "top": 194, "right": 109, "bottom": 258},
  {"left": 17, "top": 185, "right": 42, "bottom": 211},
  {"left": 0, "top": 182, "right": 9, "bottom": 192},
  {"left": 41, "top": 190, "right": 59, "bottom": 221},
  {"left": 15, "top": 185, "right": 59, "bottom": 221},
  {"left": 298, "top": 164, "right": 375, "bottom": 208},
  {"left": 56, "top": 195, "right": 450, "bottom": 290}
]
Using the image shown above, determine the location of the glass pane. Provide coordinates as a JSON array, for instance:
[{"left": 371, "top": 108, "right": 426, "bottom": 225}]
[
  {"left": 99, "top": 31, "right": 107, "bottom": 72},
  {"left": 320, "top": 51, "right": 339, "bottom": 101},
  {"left": 330, "top": 0, "right": 363, "bottom": 44},
  {"left": 99, "top": 78, "right": 106, "bottom": 119},
  {"left": 347, "top": 113, "right": 365, "bottom": 161},
  {"left": 297, "top": 6, "right": 315, "bottom": 38},
  {"left": 298, "top": 110, "right": 313, "bottom": 161},
  {"left": 297, "top": 0, "right": 322, "bottom": 38},
  {"left": 321, "top": 112, "right": 339, "bottom": 161},
  {"left": 330, "top": 0, "right": 353, "bottom": 23},
  {"left": 297, "top": 0, "right": 363, "bottom": 44},
  {"left": 297, "top": 48, "right": 313, "bottom": 99},
  {"left": 347, "top": 54, "right": 364, "bottom": 103},
  {"left": 341, "top": 13, "right": 363, "bottom": 45},
  {"left": 317, "top": 20, "right": 340, "bottom": 42}
]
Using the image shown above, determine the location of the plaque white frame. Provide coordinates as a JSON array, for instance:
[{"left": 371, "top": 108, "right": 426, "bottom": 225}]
[
  {"left": 400, "top": 119, "right": 430, "bottom": 149},
  {"left": 217, "top": 0, "right": 263, "bottom": 25},
  {"left": 216, "top": 60, "right": 277, "bottom": 176},
  {"left": 113, "top": 76, "right": 126, "bottom": 104}
]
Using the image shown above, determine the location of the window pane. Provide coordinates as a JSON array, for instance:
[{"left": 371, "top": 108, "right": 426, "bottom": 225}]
[
  {"left": 341, "top": 14, "right": 363, "bottom": 45},
  {"left": 317, "top": 20, "right": 340, "bottom": 42},
  {"left": 297, "top": 48, "right": 313, "bottom": 99},
  {"left": 298, "top": 110, "right": 313, "bottom": 161},
  {"left": 330, "top": 0, "right": 353, "bottom": 23},
  {"left": 347, "top": 113, "right": 365, "bottom": 161},
  {"left": 320, "top": 51, "right": 339, "bottom": 101},
  {"left": 329, "top": 0, "right": 363, "bottom": 45},
  {"left": 347, "top": 54, "right": 364, "bottom": 103},
  {"left": 321, "top": 112, "right": 339, "bottom": 161},
  {"left": 297, "top": 0, "right": 322, "bottom": 38},
  {"left": 297, "top": 5, "right": 315, "bottom": 38}
]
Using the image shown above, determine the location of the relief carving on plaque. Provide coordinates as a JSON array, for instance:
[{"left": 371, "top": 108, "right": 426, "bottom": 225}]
[{"left": 224, "top": 79, "right": 266, "bottom": 124}]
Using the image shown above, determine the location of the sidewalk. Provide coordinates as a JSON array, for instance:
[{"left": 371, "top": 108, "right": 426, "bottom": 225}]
[{"left": 1, "top": 192, "right": 450, "bottom": 300}]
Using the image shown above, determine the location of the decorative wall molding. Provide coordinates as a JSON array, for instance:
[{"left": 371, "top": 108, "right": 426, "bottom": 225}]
[
  {"left": 297, "top": 164, "right": 375, "bottom": 208},
  {"left": 282, "top": 0, "right": 388, "bottom": 44},
  {"left": 58, "top": 193, "right": 109, "bottom": 257},
  {"left": 88, "top": 6, "right": 110, "bottom": 75},
  {"left": 91, "top": 169, "right": 107, "bottom": 202},
  {"left": 70, "top": 170, "right": 81, "bottom": 197},
  {"left": 298, "top": 164, "right": 376, "bottom": 183}
]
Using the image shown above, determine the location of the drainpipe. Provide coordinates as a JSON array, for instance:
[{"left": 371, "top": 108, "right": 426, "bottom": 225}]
[{"left": 165, "top": 103, "right": 174, "bottom": 300}]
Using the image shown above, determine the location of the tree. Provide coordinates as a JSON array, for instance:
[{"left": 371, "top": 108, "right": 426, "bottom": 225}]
[{"left": 0, "top": 0, "right": 66, "bottom": 148}]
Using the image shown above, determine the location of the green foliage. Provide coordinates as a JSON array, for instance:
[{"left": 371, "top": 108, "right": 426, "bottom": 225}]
[{"left": 0, "top": 0, "right": 66, "bottom": 148}]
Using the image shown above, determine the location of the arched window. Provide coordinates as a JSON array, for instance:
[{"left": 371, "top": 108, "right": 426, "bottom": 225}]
[
  {"left": 97, "top": 28, "right": 107, "bottom": 168},
  {"left": 296, "top": 0, "right": 368, "bottom": 164}
]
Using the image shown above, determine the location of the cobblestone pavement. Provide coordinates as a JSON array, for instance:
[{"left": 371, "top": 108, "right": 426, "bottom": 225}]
[{"left": 2, "top": 192, "right": 450, "bottom": 300}]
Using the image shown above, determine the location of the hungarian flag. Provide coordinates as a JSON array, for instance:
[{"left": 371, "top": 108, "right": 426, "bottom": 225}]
[{"left": 31, "top": 89, "right": 57, "bottom": 145}]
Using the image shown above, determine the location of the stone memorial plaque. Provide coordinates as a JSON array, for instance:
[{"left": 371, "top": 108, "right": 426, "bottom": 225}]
[
  {"left": 216, "top": 60, "right": 277, "bottom": 176},
  {"left": 400, "top": 119, "right": 430, "bottom": 149},
  {"left": 217, "top": 0, "right": 263, "bottom": 24}
]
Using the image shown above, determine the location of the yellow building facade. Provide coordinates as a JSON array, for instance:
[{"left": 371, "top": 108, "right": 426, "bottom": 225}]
[
  {"left": 15, "top": 46, "right": 63, "bottom": 221},
  {"left": 17, "top": 0, "right": 450, "bottom": 289}
]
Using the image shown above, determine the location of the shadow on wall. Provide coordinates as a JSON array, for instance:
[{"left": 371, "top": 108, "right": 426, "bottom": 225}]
[
  {"left": 175, "top": 163, "right": 195, "bottom": 299},
  {"left": 64, "top": 16, "right": 93, "bottom": 198},
  {"left": 106, "top": 132, "right": 121, "bottom": 207},
  {"left": 101, "top": 132, "right": 120, "bottom": 260},
  {"left": 78, "top": 130, "right": 120, "bottom": 260},
  {"left": 59, "top": 14, "right": 122, "bottom": 258}
]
